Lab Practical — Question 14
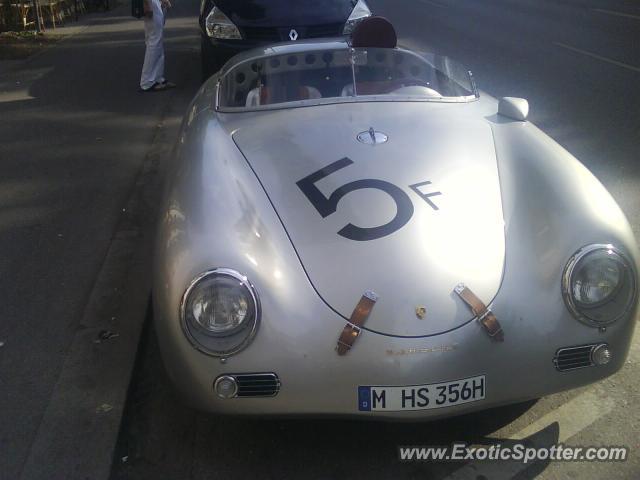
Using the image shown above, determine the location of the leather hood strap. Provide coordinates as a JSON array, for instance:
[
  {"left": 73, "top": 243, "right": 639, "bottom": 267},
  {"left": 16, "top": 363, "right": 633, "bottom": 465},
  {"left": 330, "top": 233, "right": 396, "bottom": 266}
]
[
  {"left": 336, "top": 291, "right": 378, "bottom": 355},
  {"left": 454, "top": 283, "right": 504, "bottom": 342}
]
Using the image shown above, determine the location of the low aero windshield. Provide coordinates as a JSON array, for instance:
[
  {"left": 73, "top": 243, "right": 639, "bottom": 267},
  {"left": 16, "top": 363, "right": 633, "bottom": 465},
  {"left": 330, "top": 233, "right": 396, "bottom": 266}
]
[{"left": 219, "top": 47, "right": 477, "bottom": 110}]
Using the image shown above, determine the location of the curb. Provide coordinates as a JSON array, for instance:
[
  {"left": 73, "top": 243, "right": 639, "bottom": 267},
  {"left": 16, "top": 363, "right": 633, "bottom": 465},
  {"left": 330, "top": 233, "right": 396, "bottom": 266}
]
[{"left": 18, "top": 83, "right": 176, "bottom": 480}]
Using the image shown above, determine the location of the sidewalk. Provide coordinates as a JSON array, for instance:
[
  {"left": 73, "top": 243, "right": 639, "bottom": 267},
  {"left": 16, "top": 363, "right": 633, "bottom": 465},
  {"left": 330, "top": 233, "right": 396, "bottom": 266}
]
[
  {"left": 0, "top": 7, "right": 111, "bottom": 72},
  {"left": 0, "top": 1, "right": 201, "bottom": 479}
]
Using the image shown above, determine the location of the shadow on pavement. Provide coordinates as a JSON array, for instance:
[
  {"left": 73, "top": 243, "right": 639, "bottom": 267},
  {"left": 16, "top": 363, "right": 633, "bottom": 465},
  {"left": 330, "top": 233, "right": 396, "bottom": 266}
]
[
  {"left": 112, "top": 312, "right": 554, "bottom": 480},
  {"left": 0, "top": 3, "right": 201, "bottom": 478}
]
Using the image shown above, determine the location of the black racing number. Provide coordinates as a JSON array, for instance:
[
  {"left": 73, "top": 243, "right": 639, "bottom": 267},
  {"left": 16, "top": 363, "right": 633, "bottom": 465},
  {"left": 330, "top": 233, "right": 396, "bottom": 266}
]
[
  {"left": 409, "top": 181, "right": 442, "bottom": 211},
  {"left": 296, "top": 157, "right": 414, "bottom": 241}
]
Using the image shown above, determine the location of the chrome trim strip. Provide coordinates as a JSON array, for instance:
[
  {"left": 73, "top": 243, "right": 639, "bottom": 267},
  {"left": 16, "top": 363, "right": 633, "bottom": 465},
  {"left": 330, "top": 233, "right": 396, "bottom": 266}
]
[
  {"left": 553, "top": 343, "right": 607, "bottom": 372},
  {"left": 215, "top": 373, "right": 281, "bottom": 398},
  {"left": 218, "top": 94, "right": 479, "bottom": 114},
  {"left": 214, "top": 79, "right": 221, "bottom": 112},
  {"left": 213, "top": 375, "right": 239, "bottom": 398},
  {"left": 180, "top": 268, "right": 261, "bottom": 357},
  {"left": 469, "top": 70, "right": 479, "bottom": 98},
  {"left": 349, "top": 47, "right": 358, "bottom": 97}
]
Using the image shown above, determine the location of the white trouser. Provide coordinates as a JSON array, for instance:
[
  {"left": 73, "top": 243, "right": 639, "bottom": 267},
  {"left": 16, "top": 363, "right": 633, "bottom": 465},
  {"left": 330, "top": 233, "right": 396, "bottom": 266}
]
[{"left": 140, "top": 0, "right": 166, "bottom": 90}]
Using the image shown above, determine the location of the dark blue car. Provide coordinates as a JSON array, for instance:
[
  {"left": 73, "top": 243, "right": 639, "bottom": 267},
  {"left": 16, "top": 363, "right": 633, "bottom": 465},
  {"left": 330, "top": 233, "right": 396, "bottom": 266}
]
[{"left": 199, "top": 0, "right": 372, "bottom": 79}]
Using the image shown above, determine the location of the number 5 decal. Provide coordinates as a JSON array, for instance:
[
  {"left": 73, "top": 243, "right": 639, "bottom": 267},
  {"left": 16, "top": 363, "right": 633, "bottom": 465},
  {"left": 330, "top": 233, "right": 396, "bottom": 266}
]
[{"left": 296, "top": 157, "right": 414, "bottom": 241}]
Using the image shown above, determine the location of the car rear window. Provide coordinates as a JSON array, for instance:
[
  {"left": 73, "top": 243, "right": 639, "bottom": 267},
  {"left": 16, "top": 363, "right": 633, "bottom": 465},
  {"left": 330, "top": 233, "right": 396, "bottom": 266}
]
[{"left": 218, "top": 48, "right": 477, "bottom": 110}]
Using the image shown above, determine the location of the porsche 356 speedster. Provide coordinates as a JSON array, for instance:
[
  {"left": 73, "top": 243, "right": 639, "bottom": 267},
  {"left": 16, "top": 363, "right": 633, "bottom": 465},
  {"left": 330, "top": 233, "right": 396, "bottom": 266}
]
[{"left": 153, "top": 20, "right": 638, "bottom": 418}]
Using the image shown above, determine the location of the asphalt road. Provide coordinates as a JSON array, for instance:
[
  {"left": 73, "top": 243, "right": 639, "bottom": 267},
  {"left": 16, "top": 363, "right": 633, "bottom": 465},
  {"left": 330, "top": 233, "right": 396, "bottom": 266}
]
[
  {"left": 385, "top": 0, "right": 640, "bottom": 238},
  {"left": 111, "top": 1, "right": 640, "bottom": 479},
  {"left": 0, "top": 3, "right": 201, "bottom": 479}
]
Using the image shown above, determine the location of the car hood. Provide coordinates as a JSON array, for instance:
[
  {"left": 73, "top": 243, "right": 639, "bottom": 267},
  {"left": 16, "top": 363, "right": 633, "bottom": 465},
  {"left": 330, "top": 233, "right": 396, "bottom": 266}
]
[
  {"left": 214, "top": 0, "right": 356, "bottom": 27},
  {"left": 231, "top": 102, "right": 505, "bottom": 337}
]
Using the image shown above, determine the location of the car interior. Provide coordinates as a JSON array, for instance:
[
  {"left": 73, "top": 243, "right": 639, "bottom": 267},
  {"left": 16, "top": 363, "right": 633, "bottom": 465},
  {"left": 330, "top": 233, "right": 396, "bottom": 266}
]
[{"left": 218, "top": 18, "right": 473, "bottom": 108}]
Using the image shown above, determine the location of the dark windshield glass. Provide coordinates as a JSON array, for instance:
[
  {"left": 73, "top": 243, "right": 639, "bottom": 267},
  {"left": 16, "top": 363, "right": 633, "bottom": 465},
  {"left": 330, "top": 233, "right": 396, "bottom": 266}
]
[
  {"left": 215, "top": 0, "right": 356, "bottom": 26},
  {"left": 219, "top": 48, "right": 476, "bottom": 109}
]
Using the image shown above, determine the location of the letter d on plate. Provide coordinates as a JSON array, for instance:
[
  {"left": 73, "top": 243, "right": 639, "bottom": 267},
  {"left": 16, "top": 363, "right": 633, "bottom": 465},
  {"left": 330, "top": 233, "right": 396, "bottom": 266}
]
[{"left": 358, "top": 386, "right": 372, "bottom": 411}]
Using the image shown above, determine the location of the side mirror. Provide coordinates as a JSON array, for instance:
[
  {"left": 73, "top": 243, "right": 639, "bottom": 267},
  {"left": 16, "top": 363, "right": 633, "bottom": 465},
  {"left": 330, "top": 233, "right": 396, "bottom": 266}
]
[{"left": 498, "top": 97, "right": 529, "bottom": 121}]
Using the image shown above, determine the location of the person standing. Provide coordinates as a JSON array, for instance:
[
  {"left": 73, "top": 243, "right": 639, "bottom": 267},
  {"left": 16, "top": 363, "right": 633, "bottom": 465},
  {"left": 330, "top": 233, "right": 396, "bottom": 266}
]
[{"left": 139, "top": 0, "right": 176, "bottom": 92}]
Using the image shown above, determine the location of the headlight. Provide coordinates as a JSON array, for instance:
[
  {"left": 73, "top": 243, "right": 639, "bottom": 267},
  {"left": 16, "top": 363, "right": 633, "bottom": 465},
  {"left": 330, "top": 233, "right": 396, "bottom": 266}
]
[
  {"left": 205, "top": 6, "right": 242, "bottom": 40},
  {"left": 562, "top": 244, "right": 637, "bottom": 327},
  {"left": 343, "top": 0, "right": 372, "bottom": 35},
  {"left": 181, "top": 269, "right": 260, "bottom": 356}
]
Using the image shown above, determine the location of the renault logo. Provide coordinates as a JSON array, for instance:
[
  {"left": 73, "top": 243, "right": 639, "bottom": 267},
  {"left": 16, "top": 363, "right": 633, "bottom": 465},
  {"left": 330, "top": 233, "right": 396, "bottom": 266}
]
[{"left": 289, "top": 29, "right": 299, "bottom": 41}]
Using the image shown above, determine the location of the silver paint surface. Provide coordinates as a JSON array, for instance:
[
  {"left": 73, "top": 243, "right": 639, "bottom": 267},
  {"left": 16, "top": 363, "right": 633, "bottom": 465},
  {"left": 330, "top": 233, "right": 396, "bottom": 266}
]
[
  {"left": 231, "top": 102, "right": 505, "bottom": 337},
  {"left": 152, "top": 43, "right": 639, "bottom": 418}
]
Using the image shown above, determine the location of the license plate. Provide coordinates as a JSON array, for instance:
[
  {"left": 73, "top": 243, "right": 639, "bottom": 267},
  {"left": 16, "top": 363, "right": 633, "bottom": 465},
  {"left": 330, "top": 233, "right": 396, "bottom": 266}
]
[{"left": 358, "top": 375, "right": 486, "bottom": 412}]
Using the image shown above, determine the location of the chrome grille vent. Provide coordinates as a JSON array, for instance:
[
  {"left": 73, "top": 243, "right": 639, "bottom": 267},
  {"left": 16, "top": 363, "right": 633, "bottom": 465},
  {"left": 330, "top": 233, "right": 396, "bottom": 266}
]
[
  {"left": 553, "top": 345, "right": 596, "bottom": 371},
  {"left": 234, "top": 373, "right": 280, "bottom": 397}
]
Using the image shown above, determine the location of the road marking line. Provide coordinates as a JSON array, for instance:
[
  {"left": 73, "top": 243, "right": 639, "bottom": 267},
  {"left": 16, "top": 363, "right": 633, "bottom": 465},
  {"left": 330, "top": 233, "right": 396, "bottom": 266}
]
[
  {"left": 443, "top": 329, "right": 639, "bottom": 480},
  {"left": 443, "top": 390, "right": 615, "bottom": 479},
  {"left": 592, "top": 8, "right": 640, "bottom": 21},
  {"left": 419, "top": 0, "right": 446, "bottom": 8},
  {"left": 0, "top": 89, "right": 35, "bottom": 103},
  {"left": 509, "top": 390, "right": 615, "bottom": 442},
  {"left": 554, "top": 42, "right": 640, "bottom": 73}
]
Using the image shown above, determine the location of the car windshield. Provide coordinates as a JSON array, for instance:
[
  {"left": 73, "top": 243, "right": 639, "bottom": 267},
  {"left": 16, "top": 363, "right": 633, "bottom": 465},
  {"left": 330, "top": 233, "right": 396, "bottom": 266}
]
[{"left": 218, "top": 47, "right": 477, "bottom": 110}]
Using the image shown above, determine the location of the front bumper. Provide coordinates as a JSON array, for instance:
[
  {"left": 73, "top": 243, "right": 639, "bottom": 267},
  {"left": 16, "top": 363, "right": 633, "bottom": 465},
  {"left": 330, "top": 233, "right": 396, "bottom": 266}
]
[{"left": 154, "top": 293, "right": 634, "bottom": 419}]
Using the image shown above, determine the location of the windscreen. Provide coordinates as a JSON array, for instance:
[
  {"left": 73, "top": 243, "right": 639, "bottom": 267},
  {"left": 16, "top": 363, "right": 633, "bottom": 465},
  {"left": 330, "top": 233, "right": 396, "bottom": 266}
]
[{"left": 219, "top": 48, "right": 476, "bottom": 109}]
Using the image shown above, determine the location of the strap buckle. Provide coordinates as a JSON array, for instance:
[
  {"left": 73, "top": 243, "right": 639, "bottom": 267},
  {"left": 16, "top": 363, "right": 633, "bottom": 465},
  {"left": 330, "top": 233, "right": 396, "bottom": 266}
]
[
  {"left": 454, "top": 283, "right": 504, "bottom": 342},
  {"left": 336, "top": 291, "right": 377, "bottom": 356},
  {"left": 478, "top": 310, "right": 503, "bottom": 339},
  {"left": 336, "top": 324, "right": 362, "bottom": 355}
]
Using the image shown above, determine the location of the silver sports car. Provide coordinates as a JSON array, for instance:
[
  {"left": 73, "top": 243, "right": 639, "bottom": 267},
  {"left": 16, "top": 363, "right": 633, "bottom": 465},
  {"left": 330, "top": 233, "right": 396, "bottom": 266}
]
[{"left": 153, "top": 23, "right": 638, "bottom": 418}]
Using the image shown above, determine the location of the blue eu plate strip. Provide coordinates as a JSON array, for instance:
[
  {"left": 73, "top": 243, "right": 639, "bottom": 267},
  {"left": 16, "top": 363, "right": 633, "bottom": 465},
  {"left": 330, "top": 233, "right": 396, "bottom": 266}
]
[{"left": 358, "top": 386, "right": 371, "bottom": 411}]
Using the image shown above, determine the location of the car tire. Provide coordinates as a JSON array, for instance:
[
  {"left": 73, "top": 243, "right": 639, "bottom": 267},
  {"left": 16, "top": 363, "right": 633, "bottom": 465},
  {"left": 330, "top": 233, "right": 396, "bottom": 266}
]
[{"left": 201, "top": 37, "right": 221, "bottom": 83}]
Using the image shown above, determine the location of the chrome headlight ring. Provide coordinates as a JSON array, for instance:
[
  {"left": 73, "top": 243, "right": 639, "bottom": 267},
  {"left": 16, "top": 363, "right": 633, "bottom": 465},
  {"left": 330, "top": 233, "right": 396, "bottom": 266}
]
[
  {"left": 562, "top": 244, "right": 637, "bottom": 327},
  {"left": 180, "top": 268, "right": 260, "bottom": 357}
]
